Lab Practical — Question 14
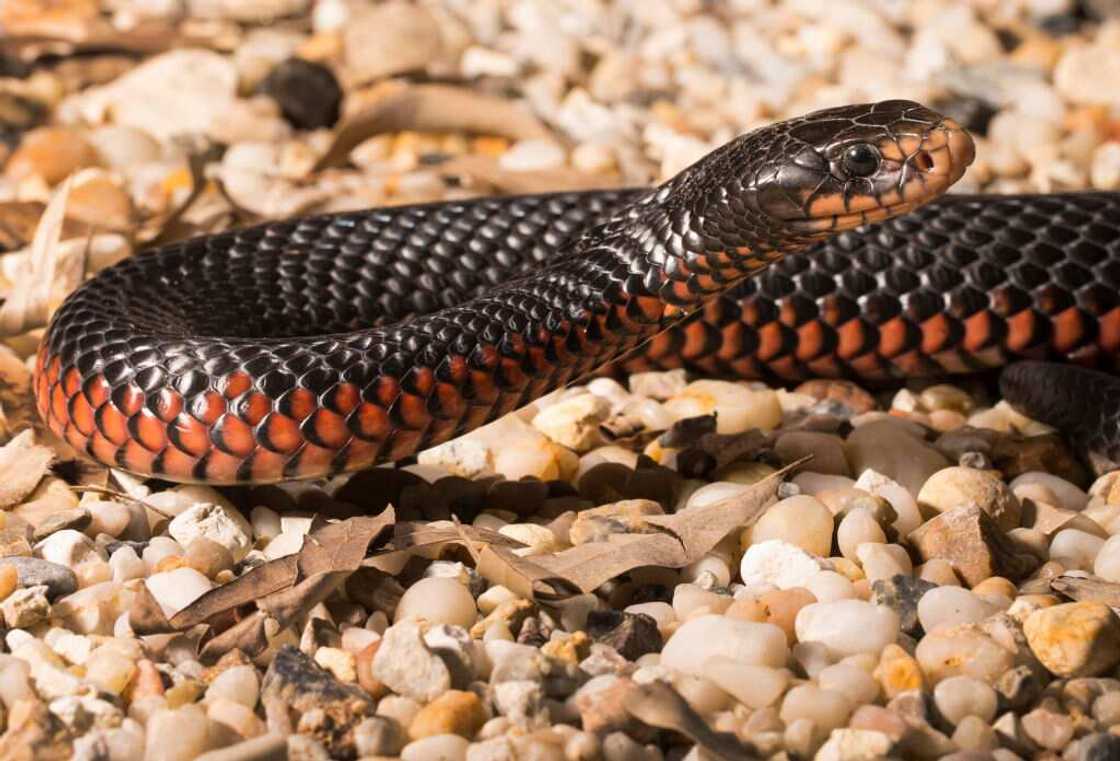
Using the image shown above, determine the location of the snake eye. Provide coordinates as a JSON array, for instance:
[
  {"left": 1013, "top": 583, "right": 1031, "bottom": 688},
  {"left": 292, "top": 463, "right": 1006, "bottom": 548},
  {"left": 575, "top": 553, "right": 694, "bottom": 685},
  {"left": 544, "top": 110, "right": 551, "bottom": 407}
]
[{"left": 842, "top": 143, "right": 881, "bottom": 178}]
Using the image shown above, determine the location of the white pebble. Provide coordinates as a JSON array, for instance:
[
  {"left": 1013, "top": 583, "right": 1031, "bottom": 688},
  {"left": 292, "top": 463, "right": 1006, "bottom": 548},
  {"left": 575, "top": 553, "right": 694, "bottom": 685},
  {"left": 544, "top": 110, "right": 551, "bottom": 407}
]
[
  {"left": 805, "top": 571, "right": 856, "bottom": 602},
  {"left": 108, "top": 547, "right": 145, "bottom": 583},
  {"left": 855, "top": 543, "right": 912, "bottom": 582},
  {"left": 1049, "top": 529, "right": 1105, "bottom": 571},
  {"left": 818, "top": 661, "right": 879, "bottom": 705},
  {"left": 395, "top": 578, "right": 477, "bottom": 628},
  {"left": 661, "top": 615, "right": 787, "bottom": 676},
  {"left": 664, "top": 380, "right": 781, "bottom": 434},
  {"left": 837, "top": 507, "right": 886, "bottom": 561},
  {"left": 1091, "top": 142, "right": 1120, "bottom": 190},
  {"left": 779, "top": 684, "right": 853, "bottom": 734},
  {"left": 499, "top": 139, "right": 566, "bottom": 172},
  {"left": 700, "top": 657, "right": 789, "bottom": 709},
  {"left": 751, "top": 496, "right": 834, "bottom": 557},
  {"left": 249, "top": 506, "right": 281, "bottom": 543},
  {"left": 145, "top": 568, "right": 213, "bottom": 618},
  {"left": 1094, "top": 534, "right": 1120, "bottom": 583},
  {"left": 933, "top": 675, "right": 998, "bottom": 725},
  {"left": 739, "top": 540, "right": 822, "bottom": 590},
  {"left": 918, "top": 586, "right": 999, "bottom": 633},
  {"left": 168, "top": 502, "right": 253, "bottom": 562},
  {"left": 794, "top": 600, "right": 900, "bottom": 657},
  {"left": 35, "top": 530, "right": 104, "bottom": 568},
  {"left": 205, "top": 665, "right": 259, "bottom": 708},
  {"left": 1009, "top": 472, "right": 1088, "bottom": 512}
]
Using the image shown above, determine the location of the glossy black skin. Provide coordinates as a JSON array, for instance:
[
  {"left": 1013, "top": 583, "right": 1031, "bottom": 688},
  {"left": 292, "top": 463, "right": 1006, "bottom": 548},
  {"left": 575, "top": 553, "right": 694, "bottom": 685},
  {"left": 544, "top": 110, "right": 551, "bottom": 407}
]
[{"left": 35, "top": 100, "right": 973, "bottom": 483}]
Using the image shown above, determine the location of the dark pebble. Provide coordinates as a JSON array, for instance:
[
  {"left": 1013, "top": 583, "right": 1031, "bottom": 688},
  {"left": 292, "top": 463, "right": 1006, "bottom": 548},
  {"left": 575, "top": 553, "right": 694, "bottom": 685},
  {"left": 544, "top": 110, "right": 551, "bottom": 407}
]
[
  {"left": 0, "top": 557, "right": 77, "bottom": 600},
  {"left": 586, "top": 610, "right": 662, "bottom": 661},
  {"left": 258, "top": 58, "right": 343, "bottom": 130},
  {"left": 931, "top": 95, "right": 998, "bottom": 137},
  {"left": 1076, "top": 732, "right": 1120, "bottom": 761},
  {"left": 872, "top": 575, "right": 937, "bottom": 636}
]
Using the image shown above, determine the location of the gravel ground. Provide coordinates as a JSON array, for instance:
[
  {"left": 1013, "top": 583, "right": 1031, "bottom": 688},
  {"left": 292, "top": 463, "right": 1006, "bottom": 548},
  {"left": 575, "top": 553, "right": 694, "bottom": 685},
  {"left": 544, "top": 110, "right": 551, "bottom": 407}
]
[{"left": 1, "top": 1, "right": 1120, "bottom": 760}]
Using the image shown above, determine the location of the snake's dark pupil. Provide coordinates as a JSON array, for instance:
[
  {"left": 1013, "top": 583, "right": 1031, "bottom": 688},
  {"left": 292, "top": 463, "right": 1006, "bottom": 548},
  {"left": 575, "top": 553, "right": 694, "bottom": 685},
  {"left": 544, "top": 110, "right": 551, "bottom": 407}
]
[{"left": 843, "top": 144, "right": 880, "bottom": 177}]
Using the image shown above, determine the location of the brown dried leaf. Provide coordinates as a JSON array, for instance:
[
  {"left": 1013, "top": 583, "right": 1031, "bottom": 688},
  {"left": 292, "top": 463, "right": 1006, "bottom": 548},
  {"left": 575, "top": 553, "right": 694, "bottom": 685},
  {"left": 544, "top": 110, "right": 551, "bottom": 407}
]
[
  {"left": 170, "top": 509, "right": 394, "bottom": 629},
  {"left": 0, "top": 342, "right": 36, "bottom": 439},
  {"left": 199, "top": 610, "right": 271, "bottom": 663},
  {"left": 0, "top": 429, "right": 54, "bottom": 509},
  {"left": 0, "top": 178, "right": 83, "bottom": 336},
  {"left": 315, "top": 82, "right": 552, "bottom": 171},
  {"left": 532, "top": 468, "right": 786, "bottom": 593},
  {"left": 1050, "top": 573, "right": 1120, "bottom": 607},
  {"left": 129, "top": 580, "right": 174, "bottom": 635},
  {"left": 623, "top": 681, "right": 757, "bottom": 761}
]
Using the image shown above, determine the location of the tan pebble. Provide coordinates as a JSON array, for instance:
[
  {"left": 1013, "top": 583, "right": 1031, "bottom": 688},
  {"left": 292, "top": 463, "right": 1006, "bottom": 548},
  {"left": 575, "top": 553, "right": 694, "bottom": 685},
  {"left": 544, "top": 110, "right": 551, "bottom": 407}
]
[
  {"left": 873, "top": 644, "right": 925, "bottom": 698},
  {"left": 154, "top": 555, "right": 189, "bottom": 573},
  {"left": 408, "top": 690, "right": 487, "bottom": 740},
  {"left": 970, "top": 577, "right": 1016, "bottom": 600},
  {"left": 0, "top": 565, "right": 18, "bottom": 602},
  {"left": 1023, "top": 602, "right": 1120, "bottom": 678},
  {"left": 4, "top": 126, "right": 100, "bottom": 184},
  {"left": 356, "top": 640, "right": 387, "bottom": 698},
  {"left": 1006, "top": 594, "right": 1060, "bottom": 624},
  {"left": 165, "top": 680, "right": 205, "bottom": 708},
  {"left": 724, "top": 597, "right": 767, "bottom": 623},
  {"left": 917, "top": 467, "right": 1021, "bottom": 531},
  {"left": 757, "top": 587, "right": 816, "bottom": 644},
  {"left": 207, "top": 697, "right": 266, "bottom": 739},
  {"left": 185, "top": 537, "right": 235, "bottom": 579},
  {"left": 313, "top": 647, "right": 356, "bottom": 683},
  {"left": 67, "top": 169, "right": 133, "bottom": 231},
  {"left": 127, "top": 659, "right": 165, "bottom": 701},
  {"left": 540, "top": 631, "right": 590, "bottom": 665}
]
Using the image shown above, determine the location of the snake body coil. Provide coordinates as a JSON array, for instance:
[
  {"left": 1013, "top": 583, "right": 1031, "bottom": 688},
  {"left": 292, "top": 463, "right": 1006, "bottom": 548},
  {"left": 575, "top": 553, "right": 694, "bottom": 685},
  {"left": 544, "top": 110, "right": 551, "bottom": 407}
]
[{"left": 33, "top": 100, "right": 1018, "bottom": 483}]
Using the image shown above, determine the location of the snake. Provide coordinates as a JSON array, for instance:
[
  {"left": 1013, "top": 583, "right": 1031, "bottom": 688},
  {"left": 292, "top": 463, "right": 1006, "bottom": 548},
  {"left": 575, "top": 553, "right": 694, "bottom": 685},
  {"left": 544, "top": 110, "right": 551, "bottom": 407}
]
[{"left": 35, "top": 96, "right": 1114, "bottom": 486}]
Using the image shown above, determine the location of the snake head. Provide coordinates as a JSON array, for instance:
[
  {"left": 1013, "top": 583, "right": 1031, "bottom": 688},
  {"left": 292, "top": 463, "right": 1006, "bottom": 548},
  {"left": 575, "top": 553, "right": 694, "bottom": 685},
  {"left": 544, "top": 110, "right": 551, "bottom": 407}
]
[{"left": 702, "top": 100, "right": 975, "bottom": 242}]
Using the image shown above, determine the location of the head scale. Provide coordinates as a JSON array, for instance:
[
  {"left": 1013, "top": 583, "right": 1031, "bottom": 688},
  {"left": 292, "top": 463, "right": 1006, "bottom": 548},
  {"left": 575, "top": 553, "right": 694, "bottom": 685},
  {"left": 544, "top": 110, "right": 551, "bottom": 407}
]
[{"left": 667, "top": 100, "right": 975, "bottom": 248}]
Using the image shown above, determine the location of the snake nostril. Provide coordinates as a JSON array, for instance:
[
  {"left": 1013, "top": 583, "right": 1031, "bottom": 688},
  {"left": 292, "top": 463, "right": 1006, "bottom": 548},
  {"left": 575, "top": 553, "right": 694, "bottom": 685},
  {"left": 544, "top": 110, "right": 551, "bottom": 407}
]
[{"left": 913, "top": 151, "right": 935, "bottom": 172}]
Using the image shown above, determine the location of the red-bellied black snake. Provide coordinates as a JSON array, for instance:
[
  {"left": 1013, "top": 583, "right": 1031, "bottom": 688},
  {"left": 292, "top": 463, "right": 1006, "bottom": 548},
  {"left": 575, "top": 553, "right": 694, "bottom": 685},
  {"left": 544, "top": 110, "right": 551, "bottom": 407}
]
[{"left": 34, "top": 99, "right": 1115, "bottom": 484}]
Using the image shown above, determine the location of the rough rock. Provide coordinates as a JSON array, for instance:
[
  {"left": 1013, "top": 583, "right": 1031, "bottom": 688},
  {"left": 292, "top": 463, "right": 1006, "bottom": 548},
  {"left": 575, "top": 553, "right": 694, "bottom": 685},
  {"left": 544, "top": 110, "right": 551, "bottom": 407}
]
[{"left": 908, "top": 505, "right": 1038, "bottom": 586}]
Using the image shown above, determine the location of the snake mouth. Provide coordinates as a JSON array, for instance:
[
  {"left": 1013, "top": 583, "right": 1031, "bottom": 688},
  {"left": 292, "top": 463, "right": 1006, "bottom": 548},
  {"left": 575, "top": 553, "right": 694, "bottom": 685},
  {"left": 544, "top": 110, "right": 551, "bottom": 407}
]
[{"left": 791, "top": 117, "right": 975, "bottom": 234}]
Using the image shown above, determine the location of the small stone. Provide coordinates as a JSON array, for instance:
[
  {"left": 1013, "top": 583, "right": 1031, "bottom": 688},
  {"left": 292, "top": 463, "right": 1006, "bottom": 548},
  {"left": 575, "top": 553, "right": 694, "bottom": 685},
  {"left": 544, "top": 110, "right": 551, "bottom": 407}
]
[
  {"left": 774, "top": 432, "right": 851, "bottom": 476},
  {"left": 402, "top": 734, "right": 469, "bottom": 761},
  {"left": 409, "top": 690, "right": 487, "bottom": 740},
  {"left": 932, "top": 675, "right": 997, "bottom": 725},
  {"left": 909, "top": 505, "right": 1038, "bottom": 587},
  {"left": 739, "top": 539, "right": 823, "bottom": 589},
  {"left": 532, "top": 394, "right": 608, "bottom": 451},
  {"left": 144, "top": 705, "right": 226, "bottom": 761},
  {"left": 660, "top": 614, "right": 787, "bottom": 676},
  {"left": 814, "top": 728, "right": 893, "bottom": 761},
  {"left": 5, "top": 126, "right": 100, "bottom": 184},
  {"left": 917, "top": 586, "right": 999, "bottom": 633},
  {"left": 585, "top": 610, "right": 662, "bottom": 660},
  {"left": 1055, "top": 44, "right": 1120, "bottom": 105},
  {"left": 837, "top": 508, "right": 887, "bottom": 561},
  {"left": 855, "top": 543, "right": 912, "bottom": 582},
  {"left": 257, "top": 57, "right": 341, "bottom": 130},
  {"left": 168, "top": 501, "right": 253, "bottom": 563},
  {"left": 750, "top": 495, "right": 834, "bottom": 557},
  {"left": 1023, "top": 601, "right": 1120, "bottom": 677},
  {"left": 918, "top": 467, "right": 1021, "bottom": 530},
  {"left": 871, "top": 575, "right": 936, "bottom": 636},
  {"left": 396, "top": 577, "right": 478, "bottom": 628},
  {"left": 779, "top": 684, "right": 854, "bottom": 734},
  {"left": 1049, "top": 528, "right": 1105, "bottom": 570},
  {"left": 261, "top": 646, "right": 376, "bottom": 757},
  {"left": 145, "top": 567, "right": 214, "bottom": 617},
  {"left": 343, "top": 2, "right": 442, "bottom": 83},
  {"left": 31, "top": 508, "right": 90, "bottom": 541},
  {"left": 846, "top": 420, "right": 951, "bottom": 497},
  {"left": 700, "top": 658, "right": 788, "bottom": 709},
  {"left": 853, "top": 469, "right": 922, "bottom": 536},
  {"left": 664, "top": 381, "right": 781, "bottom": 434},
  {"left": 0, "top": 565, "right": 16, "bottom": 602},
  {"left": 492, "top": 679, "right": 543, "bottom": 726},
  {"left": 915, "top": 624, "right": 1016, "bottom": 685},
  {"left": 34, "top": 529, "right": 103, "bottom": 568},
  {"left": 354, "top": 716, "right": 406, "bottom": 757},
  {"left": 1020, "top": 706, "right": 1074, "bottom": 750},
  {"left": 1092, "top": 533, "right": 1120, "bottom": 582},
  {"left": 818, "top": 662, "right": 879, "bottom": 706},
  {"left": 795, "top": 599, "right": 900, "bottom": 658},
  {"left": 1, "top": 585, "right": 49, "bottom": 628},
  {"left": 1091, "top": 141, "right": 1120, "bottom": 190},
  {"left": 372, "top": 621, "right": 452, "bottom": 702},
  {"left": 185, "top": 537, "right": 236, "bottom": 579},
  {"left": 1078, "top": 733, "right": 1120, "bottom": 761},
  {"left": 206, "top": 664, "right": 259, "bottom": 708}
]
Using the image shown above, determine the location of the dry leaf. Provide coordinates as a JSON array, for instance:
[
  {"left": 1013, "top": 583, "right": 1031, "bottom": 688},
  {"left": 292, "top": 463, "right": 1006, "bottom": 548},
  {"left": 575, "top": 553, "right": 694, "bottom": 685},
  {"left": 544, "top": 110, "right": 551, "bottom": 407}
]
[
  {"left": 171, "top": 509, "right": 395, "bottom": 629},
  {"left": 0, "top": 429, "right": 54, "bottom": 509},
  {"left": 1050, "top": 574, "right": 1120, "bottom": 607},
  {"left": 531, "top": 468, "right": 786, "bottom": 594},
  {"left": 623, "top": 681, "right": 757, "bottom": 761},
  {"left": 314, "top": 82, "right": 552, "bottom": 171},
  {"left": 0, "top": 177, "right": 84, "bottom": 336}
]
